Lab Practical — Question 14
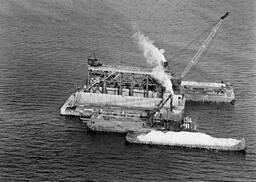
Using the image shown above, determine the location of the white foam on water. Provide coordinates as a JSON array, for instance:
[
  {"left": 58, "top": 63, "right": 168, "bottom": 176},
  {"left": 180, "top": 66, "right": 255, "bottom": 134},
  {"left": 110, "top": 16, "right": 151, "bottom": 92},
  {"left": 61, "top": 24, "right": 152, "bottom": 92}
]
[{"left": 137, "top": 130, "right": 240, "bottom": 147}]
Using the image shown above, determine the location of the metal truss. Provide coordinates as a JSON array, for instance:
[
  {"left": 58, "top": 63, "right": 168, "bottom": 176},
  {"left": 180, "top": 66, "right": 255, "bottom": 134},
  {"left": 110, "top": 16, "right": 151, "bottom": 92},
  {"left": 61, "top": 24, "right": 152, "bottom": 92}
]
[{"left": 85, "top": 66, "right": 163, "bottom": 97}]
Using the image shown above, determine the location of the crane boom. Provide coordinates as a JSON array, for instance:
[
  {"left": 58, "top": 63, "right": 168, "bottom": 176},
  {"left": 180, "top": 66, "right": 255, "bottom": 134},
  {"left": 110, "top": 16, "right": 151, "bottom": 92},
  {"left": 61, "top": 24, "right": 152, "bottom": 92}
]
[{"left": 181, "top": 12, "right": 229, "bottom": 78}]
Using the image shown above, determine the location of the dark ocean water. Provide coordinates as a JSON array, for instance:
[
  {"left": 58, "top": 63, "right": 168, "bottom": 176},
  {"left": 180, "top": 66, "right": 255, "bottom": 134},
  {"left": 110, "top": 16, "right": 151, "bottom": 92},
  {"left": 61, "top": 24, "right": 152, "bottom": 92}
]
[{"left": 0, "top": 0, "right": 256, "bottom": 181}]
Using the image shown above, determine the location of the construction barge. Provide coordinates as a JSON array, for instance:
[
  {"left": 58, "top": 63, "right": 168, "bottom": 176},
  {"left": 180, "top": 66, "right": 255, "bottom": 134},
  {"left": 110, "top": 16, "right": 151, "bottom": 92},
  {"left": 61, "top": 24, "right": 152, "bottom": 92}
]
[
  {"left": 61, "top": 58, "right": 235, "bottom": 119},
  {"left": 60, "top": 12, "right": 244, "bottom": 152},
  {"left": 126, "top": 131, "right": 246, "bottom": 152},
  {"left": 61, "top": 63, "right": 195, "bottom": 133},
  {"left": 180, "top": 80, "right": 235, "bottom": 104}
]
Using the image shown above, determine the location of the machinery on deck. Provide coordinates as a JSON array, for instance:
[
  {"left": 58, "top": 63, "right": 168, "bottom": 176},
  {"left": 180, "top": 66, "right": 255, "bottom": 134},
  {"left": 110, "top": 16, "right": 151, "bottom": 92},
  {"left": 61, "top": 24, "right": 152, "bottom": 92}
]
[
  {"left": 167, "top": 12, "right": 235, "bottom": 104},
  {"left": 61, "top": 61, "right": 194, "bottom": 132},
  {"left": 146, "top": 93, "right": 195, "bottom": 132}
]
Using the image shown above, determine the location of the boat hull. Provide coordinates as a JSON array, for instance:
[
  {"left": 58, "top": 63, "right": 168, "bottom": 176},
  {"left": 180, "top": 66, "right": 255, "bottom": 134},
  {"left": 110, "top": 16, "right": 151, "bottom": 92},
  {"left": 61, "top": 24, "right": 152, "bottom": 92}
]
[
  {"left": 180, "top": 81, "right": 235, "bottom": 104},
  {"left": 83, "top": 117, "right": 152, "bottom": 134}
]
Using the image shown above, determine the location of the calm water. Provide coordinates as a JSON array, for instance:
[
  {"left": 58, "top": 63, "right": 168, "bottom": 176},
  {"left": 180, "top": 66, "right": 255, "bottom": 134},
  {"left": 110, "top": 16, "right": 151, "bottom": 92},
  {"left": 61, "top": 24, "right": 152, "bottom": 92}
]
[{"left": 0, "top": 0, "right": 256, "bottom": 181}]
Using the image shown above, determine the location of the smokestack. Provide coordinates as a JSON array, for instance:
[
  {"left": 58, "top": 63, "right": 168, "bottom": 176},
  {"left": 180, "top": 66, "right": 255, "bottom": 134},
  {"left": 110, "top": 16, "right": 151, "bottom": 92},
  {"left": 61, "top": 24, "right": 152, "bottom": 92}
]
[{"left": 162, "top": 60, "right": 168, "bottom": 68}]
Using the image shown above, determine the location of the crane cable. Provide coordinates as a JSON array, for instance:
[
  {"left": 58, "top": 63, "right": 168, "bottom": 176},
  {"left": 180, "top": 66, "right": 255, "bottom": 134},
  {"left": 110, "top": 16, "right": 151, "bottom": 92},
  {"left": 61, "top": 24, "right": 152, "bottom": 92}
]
[{"left": 180, "top": 12, "right": 229, "bottom": 79}]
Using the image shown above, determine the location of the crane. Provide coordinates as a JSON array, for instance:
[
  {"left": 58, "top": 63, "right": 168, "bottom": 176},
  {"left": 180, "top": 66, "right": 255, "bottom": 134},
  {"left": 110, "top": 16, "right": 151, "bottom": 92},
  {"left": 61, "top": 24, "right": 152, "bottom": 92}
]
[{"left": 180, "top": 12, "right": 229, "bottom": 79}]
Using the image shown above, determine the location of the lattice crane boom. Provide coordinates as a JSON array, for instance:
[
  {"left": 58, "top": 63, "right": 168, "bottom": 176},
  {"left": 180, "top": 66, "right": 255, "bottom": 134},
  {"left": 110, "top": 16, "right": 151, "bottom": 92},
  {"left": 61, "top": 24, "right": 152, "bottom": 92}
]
[{"left": 181, "top": 12, "right": 229, "bottom": 78}]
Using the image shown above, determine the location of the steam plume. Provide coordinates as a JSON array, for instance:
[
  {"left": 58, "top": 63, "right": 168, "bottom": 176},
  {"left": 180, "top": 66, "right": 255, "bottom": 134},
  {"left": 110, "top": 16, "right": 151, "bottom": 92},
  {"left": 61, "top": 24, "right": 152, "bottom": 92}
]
[{"left": 134, "top": 32, "right": 173, "bottom": 94}]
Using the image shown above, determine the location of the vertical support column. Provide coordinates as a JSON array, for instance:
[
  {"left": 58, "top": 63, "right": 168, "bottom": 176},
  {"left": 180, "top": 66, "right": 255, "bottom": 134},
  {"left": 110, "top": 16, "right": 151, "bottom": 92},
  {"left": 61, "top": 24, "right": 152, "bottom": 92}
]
[
  {"left": 146, "top": 75, "right": 149, "bottom": 98},
  {"left": 103, "top": 80, "right": 106, "bottom": 93},
  {"left": 86, "top": 71, "right": 91, "bottom": 91},
  {"left": 102, "top": 72, "right": 107, "bottom": 93},
  {"left": 170, "top": 94, "right": 173, "bottom": 111},
  {"left": 119, "top": 73, "right": 122, "bottom": 95},
  {"left": 130, "top": 75, "right": 134, "bottom": 96},
  {"left": 89, "top": 71, "right": 91, "bottom": 84}
]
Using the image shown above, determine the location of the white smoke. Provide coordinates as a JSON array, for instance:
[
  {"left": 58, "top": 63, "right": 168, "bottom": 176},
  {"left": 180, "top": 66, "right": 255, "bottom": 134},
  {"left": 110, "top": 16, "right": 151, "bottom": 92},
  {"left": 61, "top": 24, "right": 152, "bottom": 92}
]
[{"left": 134, "top": 32, "right": 173, "bottom": 94}]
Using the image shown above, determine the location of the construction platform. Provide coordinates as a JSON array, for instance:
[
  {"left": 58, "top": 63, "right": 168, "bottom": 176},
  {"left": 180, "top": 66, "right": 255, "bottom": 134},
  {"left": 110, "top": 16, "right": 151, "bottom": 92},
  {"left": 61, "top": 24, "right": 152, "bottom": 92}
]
[
  {"left": 60, "top": 61, "right": 235, "bottom": 119},
  {"left": 86, "top": 64, "right": 235, "bottom": 104}
]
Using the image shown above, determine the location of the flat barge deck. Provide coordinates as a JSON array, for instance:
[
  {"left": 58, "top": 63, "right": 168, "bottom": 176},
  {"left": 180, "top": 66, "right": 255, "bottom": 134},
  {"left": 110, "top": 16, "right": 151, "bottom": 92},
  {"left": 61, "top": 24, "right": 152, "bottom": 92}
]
[{"left": 126, "top": 131, "right": 246, "bottom": 152}]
